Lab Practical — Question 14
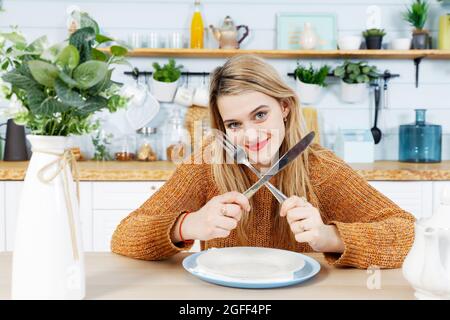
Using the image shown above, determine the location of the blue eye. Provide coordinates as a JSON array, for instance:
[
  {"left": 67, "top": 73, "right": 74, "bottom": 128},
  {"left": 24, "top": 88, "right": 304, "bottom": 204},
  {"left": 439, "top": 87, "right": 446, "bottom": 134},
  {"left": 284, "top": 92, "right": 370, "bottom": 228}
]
[
  {"left": 227, "top": 122, "right": 241, "bottom": 130},
  {"left": 255, "top": 111, "right": 267, "bottom": 121}
]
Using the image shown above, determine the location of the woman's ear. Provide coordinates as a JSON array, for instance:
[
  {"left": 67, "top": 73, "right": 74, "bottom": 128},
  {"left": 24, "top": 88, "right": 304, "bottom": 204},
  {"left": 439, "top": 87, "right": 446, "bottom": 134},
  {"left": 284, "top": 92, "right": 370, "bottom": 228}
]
[{"left": 280, "top": 99, "right": 290, "bottom": 119}]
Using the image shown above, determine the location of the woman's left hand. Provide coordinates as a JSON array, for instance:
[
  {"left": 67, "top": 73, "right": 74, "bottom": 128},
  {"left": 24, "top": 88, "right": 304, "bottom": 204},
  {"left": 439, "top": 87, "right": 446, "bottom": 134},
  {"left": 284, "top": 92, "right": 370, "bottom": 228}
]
[{"left": 280, "top": 196, "right": 345, "bottom": 253}]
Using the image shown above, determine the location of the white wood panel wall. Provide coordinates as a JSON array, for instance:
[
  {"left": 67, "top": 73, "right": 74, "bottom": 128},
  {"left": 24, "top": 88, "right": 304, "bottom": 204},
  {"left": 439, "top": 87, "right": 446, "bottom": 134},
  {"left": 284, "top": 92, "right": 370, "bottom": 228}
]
[{"left": 1, "top": 0, "right": 449, "bottom": 160}]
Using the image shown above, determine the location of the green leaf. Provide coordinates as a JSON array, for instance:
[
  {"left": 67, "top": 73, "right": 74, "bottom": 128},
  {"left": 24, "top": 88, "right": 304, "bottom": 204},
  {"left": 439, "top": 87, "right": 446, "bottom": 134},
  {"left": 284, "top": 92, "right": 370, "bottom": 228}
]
[
  {"left": 69, "top": 27, "right": 96, "bottom": 63},
  {"left": 56, "top": 45, "right": 80, "bottom": 70},
  {"left": 28, "top": 60, "right": 59, "bottom": 87},
  {"left": 26, "top": 86, "right": 47, "bottom": 109},
  {"left": 40, "top": 42, "right": 67, "bottom": 62},
  {"left": 1, "top": 60, "right": 9, "bottom": 70},
  {"left": 32, "top": 97, "right": 68, "bottom": 116},
  {"left": 95, "top": 34, "right": 114, "bottom": 44},
  {"left": 333, "top": 66, "right": 345, "bottom": 77},
  {"left": 88, "top": 68, "right": 113, "bottom": 95},
  {"left": 54, "top": 78, "right": 86, "bottom": 107},
  {"left": 356, "top": 74, "right": 369, "bottom": 83},
  {"left": 73, "top": 60, "right": 108, "bottom": 89},
  {"left": 91, "top": 48, "right": 108, "bottom": 62},
  {"left": 79, "top": 12, "right": 100, "bottom": 34},
  {"left": 76, "top": 96, "right": 107, "bottom": 115},
  {"left": 26, "top": 35, "right": 48, "bottom": 54},
  {"left": 0, "top": 32, "right": 26, "bottom": 46},
  {"left": 58, "top": 71, "right": 79, "bottom": 88},
  {"left": 110, "top": 45, "right": 128, "bottom": 57},
  {"left": 1, "top": 70, "right": 37, "bottom": 89}
]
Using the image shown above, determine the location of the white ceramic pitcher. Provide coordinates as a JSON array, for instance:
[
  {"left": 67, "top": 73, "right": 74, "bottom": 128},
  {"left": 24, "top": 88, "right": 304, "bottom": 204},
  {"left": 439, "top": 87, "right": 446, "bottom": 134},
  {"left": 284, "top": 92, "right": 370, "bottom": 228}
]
[{"left": 403, "top": 186, "right": 450, "bottom": 299}]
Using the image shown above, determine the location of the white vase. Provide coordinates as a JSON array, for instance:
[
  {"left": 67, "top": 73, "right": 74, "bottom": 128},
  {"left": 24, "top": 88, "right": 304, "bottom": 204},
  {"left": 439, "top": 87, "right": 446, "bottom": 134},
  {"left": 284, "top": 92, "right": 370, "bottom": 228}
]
[
  {"left": 151, "top": 78, "right": 179, "bottom": 102},
  {"left": 299, "top": 22, "right": 319, "bottom": 49},
  {"left": 340, "top": 80, "right": 367, "bottom": 103},
  {"left": 296, "top": 79, "right": 323, "bottom": 105},
  {"left": 11, "top": 135, "right": 85, "bottom": 300}
]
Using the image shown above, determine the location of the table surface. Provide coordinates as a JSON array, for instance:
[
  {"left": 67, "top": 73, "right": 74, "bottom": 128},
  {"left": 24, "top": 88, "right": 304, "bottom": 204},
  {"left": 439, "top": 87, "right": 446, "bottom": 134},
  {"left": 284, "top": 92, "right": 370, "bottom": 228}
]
[
  {"left": 2, "top": 160, "right": 450, "bottom": 181},
  {"left": 0, "top": 252, "right": 415, "bottom": 300}
]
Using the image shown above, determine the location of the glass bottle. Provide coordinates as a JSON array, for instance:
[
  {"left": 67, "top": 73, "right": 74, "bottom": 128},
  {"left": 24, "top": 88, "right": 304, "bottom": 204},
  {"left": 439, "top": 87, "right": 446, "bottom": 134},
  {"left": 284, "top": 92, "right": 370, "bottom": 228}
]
[
  {"left": 113, "top": 134, "right": 137, "bottom": 161},
  {"left": 162, "top": 108, "right": 191, "bottom": 162},
  {"left": 190, "top": 0, "right": 204, "bottom": 48},
  {"left": 136, "top": 127, "right": 158, "bottom": 161},
  {"left": 399, "top": 109, "right": 442, "bottom": 163}
]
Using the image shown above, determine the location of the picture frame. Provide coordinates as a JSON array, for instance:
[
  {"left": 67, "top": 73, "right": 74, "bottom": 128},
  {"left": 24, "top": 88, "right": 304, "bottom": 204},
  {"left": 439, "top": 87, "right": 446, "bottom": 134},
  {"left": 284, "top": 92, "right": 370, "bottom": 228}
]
[{"left": 276, "top": 13, "right": 337, "bottom": 50}]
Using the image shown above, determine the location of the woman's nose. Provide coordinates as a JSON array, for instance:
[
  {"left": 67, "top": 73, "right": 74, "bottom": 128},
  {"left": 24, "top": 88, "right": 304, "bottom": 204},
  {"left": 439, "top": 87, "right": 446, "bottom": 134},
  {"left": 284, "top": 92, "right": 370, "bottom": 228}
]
[{"left": 244, "top": 128, "right": 261, "bottom": 144}]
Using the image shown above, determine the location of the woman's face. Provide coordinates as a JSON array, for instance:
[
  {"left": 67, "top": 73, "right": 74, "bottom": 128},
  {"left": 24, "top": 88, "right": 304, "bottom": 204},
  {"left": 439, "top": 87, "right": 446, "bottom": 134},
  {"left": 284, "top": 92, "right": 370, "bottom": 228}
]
[{"left": 218, "top": 91, "right": 289, "bottom": 169}]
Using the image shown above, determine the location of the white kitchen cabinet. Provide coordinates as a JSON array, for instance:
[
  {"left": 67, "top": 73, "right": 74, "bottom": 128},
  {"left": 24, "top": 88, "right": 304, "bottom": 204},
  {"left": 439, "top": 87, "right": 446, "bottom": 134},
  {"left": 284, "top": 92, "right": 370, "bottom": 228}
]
[
  {"left": 91, "top": 181, "right": 201, "bottom": 253},
  {"left": 5, "top": 181, "right": 23, "bottom": 251},
  {"left": 432, "top": 182, "right": 450, "bottom": 217},
  {"left": 92, "top": 181, "right": 164, "bottom": 252},
  {"left": 92, "top": 181, "right": 164, "bottom": 210},
  {"left": 0, "top": 182, "right": 5, "bottom": 252},
  {"left": 93, "top": 209, "right": 129, "bottom": 252},
  {"left": 5, "top": 181, "right": 93, "bottom": 251},
  {"left": 79, "top": 182, "right": 93, "bottom": 251},
  {"left": 369, "top": 181, "right": 433, "bottom": 219},
  {"left": 93, "top": 209, "right": 201, "bottom": 253},
  {"left": 4, "top": 179, "right": 439, "bottom": 254}
]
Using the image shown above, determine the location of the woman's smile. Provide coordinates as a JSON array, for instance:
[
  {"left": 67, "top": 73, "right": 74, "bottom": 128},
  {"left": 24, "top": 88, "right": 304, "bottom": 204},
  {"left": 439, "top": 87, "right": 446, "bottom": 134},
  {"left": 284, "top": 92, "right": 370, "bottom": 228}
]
[{"left": 245, "top": 137, "right": 270, "bottom": 152}]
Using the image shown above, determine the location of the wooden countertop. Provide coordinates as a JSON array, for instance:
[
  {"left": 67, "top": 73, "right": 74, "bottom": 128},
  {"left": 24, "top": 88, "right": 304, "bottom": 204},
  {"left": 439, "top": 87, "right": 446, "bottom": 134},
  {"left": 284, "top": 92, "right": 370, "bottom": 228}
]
[
  {"left": 1, "top": 160, "right": 450, "bottom": 181},
  {"left": 0, "top": 252, "right": 415, "bottom": 300}
]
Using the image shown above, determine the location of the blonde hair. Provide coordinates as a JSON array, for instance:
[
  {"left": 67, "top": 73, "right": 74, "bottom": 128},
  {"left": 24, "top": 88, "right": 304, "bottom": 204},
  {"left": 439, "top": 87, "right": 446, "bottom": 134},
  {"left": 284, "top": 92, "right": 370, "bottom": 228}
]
[{"left": 209, "top": 54, "right": 320, "bottom": 250}]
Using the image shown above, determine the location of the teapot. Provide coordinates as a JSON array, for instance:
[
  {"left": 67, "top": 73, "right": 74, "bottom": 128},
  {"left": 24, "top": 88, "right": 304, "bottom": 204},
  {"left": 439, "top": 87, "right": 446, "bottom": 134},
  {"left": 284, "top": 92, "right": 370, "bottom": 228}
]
[
  {"left": 402, "top": 186, "right": 450, "bottom": 299},
  {"left": 209, "top": 16, "right": 249, "bottom": 49}
]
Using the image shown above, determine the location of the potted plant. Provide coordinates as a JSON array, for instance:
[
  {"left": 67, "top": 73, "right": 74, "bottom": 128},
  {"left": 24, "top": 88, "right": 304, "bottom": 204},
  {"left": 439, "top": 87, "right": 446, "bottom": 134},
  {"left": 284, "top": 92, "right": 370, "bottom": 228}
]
[
  {"left": 293, "top": 63, "right": 330, "bottom": 104},
  {"left": 362, "top": 28, "right": 386, "bottom": 49},
  {"left": 0, "top": 13, "right": 129, "bottom": 299},
  {"left": 403, "top": 0, "right": 429, "bottom": 49},
  {"left": 333, "top": 61, "right": 379, "bottom": 103},
  {"left": 151, "top": 58, "right": 183, "bottom": 102}
]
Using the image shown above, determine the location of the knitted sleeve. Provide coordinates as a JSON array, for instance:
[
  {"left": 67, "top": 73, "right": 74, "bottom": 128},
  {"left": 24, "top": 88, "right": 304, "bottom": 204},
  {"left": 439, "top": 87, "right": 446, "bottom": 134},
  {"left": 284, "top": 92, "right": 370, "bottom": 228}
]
[
  {"left": 110, "top": 162, "right": 209, "bottom": 261},
  {"left": 309, "top": 148, "right": 416, "bottom": 269}
]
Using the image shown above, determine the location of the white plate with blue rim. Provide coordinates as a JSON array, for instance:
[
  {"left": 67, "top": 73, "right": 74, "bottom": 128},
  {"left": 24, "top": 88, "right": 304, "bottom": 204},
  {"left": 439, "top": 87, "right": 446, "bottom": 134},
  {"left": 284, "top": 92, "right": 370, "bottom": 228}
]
[{"left": 182, "top": 247, "right": 321, "bottom": 289}]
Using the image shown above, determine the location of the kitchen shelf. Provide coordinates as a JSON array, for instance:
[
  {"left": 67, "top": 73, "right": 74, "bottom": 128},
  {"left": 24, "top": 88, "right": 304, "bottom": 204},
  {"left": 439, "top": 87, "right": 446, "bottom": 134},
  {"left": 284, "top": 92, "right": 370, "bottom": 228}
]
[{"left": 100, "top": 48, "right": 450, "bottom": 59}]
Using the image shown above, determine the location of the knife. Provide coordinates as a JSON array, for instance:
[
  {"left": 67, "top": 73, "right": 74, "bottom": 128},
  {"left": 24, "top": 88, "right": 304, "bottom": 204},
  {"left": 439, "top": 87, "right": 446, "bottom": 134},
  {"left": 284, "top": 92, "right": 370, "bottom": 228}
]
[{"left": 243, "top": 131, "right": 315, "bottom": 199}]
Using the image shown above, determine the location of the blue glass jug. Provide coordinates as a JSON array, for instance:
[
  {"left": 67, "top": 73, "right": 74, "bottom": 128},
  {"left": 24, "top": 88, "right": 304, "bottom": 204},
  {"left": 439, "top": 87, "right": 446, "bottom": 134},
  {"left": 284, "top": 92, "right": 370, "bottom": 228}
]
[{"left": 399, "top": 109, "right": 442, "bottom": 163}]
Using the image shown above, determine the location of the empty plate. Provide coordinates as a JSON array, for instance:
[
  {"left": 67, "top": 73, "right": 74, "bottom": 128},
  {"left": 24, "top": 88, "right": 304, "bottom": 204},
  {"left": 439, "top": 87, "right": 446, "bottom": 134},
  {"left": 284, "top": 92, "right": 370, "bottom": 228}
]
[{"left": 182, "top": 247, "right": 321, "bottom": 289}]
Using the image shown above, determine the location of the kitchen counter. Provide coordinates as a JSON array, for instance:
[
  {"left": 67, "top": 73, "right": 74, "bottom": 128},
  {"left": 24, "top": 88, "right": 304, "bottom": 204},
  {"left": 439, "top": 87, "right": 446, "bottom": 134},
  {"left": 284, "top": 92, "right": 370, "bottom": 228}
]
[
  {"left": 0, "top": 252, "right": 415, "bottom": 300},
  {"left": 1, "top": 160, "right": 450, "bottom": 181}
]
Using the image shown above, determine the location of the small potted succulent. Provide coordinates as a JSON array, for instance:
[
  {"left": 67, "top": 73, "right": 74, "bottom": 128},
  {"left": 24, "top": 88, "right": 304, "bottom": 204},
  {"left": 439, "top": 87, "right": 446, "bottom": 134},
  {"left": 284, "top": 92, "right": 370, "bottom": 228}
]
[
  {"left": 151, "top": 58, "right": 183, "bottom": 102},
  {"left": 294, "top": 63, "right": 330, "bottom": 104},
  {"left": 403, "top": 0, "right": 429, "bottom": 49},
  {"left": 363, "top": 28, "right": 386, "bottom": 49},
  {"left": 333, "top": 61, "right": 379, "bottom": 103}
]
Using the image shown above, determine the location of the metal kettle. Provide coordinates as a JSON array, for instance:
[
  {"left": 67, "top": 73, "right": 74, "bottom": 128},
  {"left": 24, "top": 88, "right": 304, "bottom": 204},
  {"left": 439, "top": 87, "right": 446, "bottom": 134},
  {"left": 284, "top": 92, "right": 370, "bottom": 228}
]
[
  {"left": 209, "top": 16, "right": 249, "bottom": 49},
  {"left": 0, "top": 119, "right": 29, "bottom": 161}
]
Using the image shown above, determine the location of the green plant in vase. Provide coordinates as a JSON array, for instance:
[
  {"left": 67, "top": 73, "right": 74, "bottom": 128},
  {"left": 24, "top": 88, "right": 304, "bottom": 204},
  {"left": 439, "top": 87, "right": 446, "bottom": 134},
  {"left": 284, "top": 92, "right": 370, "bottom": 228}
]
[
  {"left": 151, "top": 58, "right": 184, "bottom": 102},
  {"left": 403, "top": 0, "right": 430, "bottom": 49},
  {"left": 0, "top": 12, "right": 132, "bottom": 300},
  {"left": 152, "top": 58, "right": 183, "bottom": 83},
  {"left": 333, "top": 61, "right": 379, "bottom": 103},
  {"left": 293, "top": 63, "right": 330, "bottom": 104},
  {"left": 362, "top": 28, "right": 386, "bottom": 49}
]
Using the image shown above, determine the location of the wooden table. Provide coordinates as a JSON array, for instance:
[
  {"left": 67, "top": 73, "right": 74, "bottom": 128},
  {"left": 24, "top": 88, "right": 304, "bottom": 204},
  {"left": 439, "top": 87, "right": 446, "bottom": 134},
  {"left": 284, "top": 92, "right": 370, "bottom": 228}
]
[{"left": 0, "top": 252, "right": 415, "bottom": 300}]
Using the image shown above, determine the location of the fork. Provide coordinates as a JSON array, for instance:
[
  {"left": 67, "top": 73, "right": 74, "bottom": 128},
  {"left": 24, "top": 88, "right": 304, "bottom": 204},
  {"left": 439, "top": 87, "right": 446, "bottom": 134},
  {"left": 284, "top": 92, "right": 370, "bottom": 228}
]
[{"left": 220, "top": 134, "right": 287, "bottom": 203}]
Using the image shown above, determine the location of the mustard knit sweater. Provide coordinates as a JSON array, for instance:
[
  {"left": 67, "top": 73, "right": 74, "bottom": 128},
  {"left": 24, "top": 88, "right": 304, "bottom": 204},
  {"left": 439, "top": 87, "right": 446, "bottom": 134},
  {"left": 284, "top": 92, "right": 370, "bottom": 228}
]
[{"left": 111, "top": 144, "right": 415, "bottom": 269}]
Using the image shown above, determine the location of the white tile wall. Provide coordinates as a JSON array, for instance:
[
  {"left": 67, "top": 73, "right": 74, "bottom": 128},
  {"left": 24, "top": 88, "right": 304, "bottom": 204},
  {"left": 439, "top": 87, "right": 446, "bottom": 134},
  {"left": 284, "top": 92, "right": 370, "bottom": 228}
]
[{"left": 1, "top": 0, "right": 449, "bottom": 160}]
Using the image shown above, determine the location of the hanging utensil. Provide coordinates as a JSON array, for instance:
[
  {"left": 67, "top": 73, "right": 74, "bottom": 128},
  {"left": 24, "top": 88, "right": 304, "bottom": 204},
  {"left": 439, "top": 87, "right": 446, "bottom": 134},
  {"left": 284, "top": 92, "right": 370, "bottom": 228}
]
[{"left": 371, "top": 81, "right": 382, "bottom": 144}]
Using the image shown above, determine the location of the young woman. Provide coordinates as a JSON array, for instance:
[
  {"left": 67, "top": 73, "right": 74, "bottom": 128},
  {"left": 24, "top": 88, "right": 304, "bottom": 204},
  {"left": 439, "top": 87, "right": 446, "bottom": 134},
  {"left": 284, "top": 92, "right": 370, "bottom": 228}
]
[{"left": 111, "top": 55, "right": 415, "bottom": 269}]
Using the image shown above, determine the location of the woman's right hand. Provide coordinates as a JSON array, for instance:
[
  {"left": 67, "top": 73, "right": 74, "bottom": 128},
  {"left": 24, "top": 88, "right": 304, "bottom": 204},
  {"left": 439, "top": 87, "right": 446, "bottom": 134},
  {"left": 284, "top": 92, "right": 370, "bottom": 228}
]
[{"left": 177, "top": 191, "right": 251, "bottom": 241}]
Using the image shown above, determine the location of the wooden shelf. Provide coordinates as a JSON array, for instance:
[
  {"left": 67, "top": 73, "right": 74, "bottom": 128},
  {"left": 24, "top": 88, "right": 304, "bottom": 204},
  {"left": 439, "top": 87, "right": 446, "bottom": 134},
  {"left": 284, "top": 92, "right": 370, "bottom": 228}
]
[{"left": 100, "top": 48, "right": 450, "bottom": 59}]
